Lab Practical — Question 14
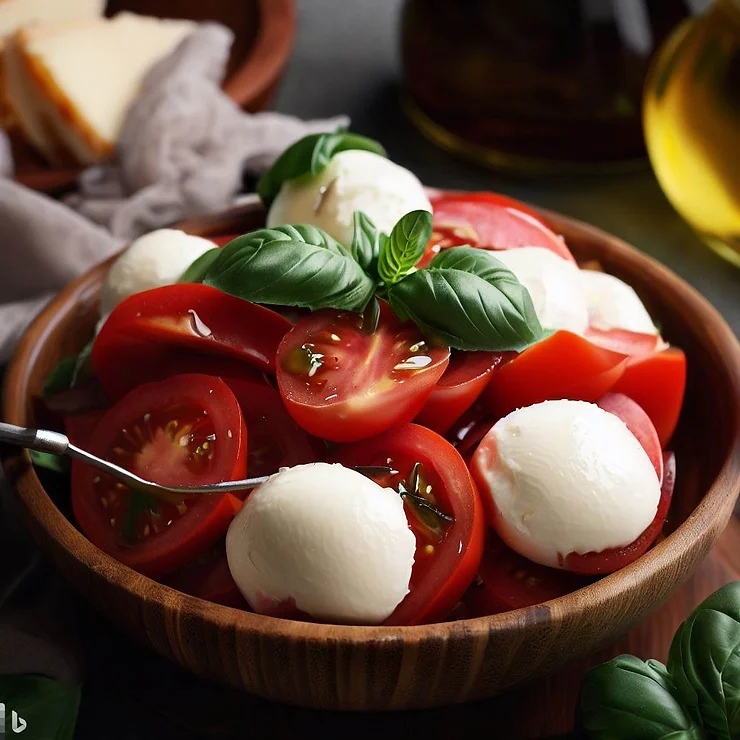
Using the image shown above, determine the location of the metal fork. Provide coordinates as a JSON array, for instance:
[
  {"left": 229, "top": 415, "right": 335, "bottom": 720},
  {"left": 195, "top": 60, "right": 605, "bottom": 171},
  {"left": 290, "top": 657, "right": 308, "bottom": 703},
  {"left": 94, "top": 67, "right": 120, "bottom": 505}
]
[{"left": 0, "top": 421, "right": 390, "bottom": 503}]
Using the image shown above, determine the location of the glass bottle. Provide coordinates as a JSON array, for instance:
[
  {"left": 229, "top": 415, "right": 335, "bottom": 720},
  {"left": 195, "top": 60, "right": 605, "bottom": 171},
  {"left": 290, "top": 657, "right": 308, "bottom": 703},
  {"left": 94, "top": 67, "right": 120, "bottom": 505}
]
[
  {"left": 401, "top": 0, "right": 698, "bottom": 173},
  {"left": 644, "top": 0, "right": 740, "bottom": 267}
]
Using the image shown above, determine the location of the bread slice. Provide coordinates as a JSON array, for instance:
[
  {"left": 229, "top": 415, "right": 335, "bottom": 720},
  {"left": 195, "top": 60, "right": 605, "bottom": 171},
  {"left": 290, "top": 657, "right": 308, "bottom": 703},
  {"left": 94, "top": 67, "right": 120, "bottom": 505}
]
[
  {"left": 16, "top": 12, "right": 196, "bottom": 164},
  {"left": 0, "top": 0, "right": 105, "bottom": 127}
]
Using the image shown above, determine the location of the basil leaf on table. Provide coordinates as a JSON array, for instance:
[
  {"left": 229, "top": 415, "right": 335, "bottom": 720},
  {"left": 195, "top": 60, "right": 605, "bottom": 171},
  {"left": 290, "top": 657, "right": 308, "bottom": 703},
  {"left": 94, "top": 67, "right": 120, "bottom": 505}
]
[
  {"left": 0, "top": 674, "right": 81, "bottom": 740},
  {"left": 580, "top": 655, "right": 705, "bottom": 740},
  {"left": 377, "top": 209, "right": 432, "bottom": 285},
  {"left": 179, "top": 247, "right": 220, "bottom": 283},
  {"left": 668, "top": 581, "right": 740, "bottom": 739},
  {"left": 257, "top": 130, "right": 387, "bottom": 204},
  {"left": 202, "top": 224, "right": 376, "bottom": 312},
  {"left": 42, "top": 339, "right": 94, "bottom": 398},
  {"left": 387, "top": 246, "right": 544, "bottom": 351},
  {"left": 351, "top": 210, "right": 387, "bottom": 277}
]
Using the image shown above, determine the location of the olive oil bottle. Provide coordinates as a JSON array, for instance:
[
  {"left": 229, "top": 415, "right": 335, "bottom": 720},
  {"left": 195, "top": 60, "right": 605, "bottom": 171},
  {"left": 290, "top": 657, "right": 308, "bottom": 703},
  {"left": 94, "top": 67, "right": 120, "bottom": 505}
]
[{"left": 644, "top": 0, "right": 740, "bottom": 266}]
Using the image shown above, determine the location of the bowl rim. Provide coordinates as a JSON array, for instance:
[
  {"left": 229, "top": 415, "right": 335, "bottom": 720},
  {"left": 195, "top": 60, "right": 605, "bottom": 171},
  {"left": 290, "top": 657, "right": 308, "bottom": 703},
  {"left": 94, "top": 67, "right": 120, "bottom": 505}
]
[{"left": 3, "top": 202, "right": 740, "bottom": 646}]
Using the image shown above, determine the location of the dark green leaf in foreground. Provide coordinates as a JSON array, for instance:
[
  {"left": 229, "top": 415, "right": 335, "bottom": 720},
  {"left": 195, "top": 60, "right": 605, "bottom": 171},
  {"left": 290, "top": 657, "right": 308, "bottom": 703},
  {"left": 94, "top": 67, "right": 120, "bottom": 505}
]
[
  {"left": 202, "top": 224, "right": 376, "bottom": 312},
  {"left": 179, "top": 247, "right": 220, "bottom": 283},
  {"left": 351, "top": 210, "right": 386, "bottom": 277},
  {"left": 42, "top": 339, "right": 94, "bottom": 398},
  {"left": 29, "top": 450, "right": 68, "bottom": 474},
  {"left": 377, "top": 210, "right": 432, "bottom": 285}
]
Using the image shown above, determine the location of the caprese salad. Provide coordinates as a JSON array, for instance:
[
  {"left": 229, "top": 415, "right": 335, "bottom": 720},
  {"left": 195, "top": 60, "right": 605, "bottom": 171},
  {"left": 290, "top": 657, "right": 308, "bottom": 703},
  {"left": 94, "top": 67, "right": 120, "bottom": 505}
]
[{"left": 39, "top": 129, "right": 686, "bottom": 626}]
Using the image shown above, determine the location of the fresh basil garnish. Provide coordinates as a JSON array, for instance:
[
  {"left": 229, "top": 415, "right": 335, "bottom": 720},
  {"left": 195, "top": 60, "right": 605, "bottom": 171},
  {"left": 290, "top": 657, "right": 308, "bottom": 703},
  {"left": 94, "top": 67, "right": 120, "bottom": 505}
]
[
  {"left": 257, "top": 130, "right": 387, "bottom": 205},
  {"left": 179, "top": 247, "right": 220, "bottom": 283},
  {"left": 202, "top": 225, "right": 376, "bottom": 312},
  {"left": 377, "top": 209, "right": 432, "bottom": 286},
  {"left": 351, "top": 211, "right": 386, "bottom": 277},
  {"left": 42, "top": 339, "right": 94, "bottom": 398},
  {"left": 387, "top": 246, "right": 543, "bottom": 352},
  {"left": 29, "top": 449, "right": 69, "bottom": 474}
]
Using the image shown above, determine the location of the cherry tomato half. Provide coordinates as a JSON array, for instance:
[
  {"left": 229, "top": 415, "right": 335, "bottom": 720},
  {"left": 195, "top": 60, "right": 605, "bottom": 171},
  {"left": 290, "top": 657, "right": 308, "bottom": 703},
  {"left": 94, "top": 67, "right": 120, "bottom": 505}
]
[
  {"left": 597, "top": 392, "right": 663, "bottom": 483},
  {"left": 611, "top": 348, "right": 687, "bottom": 447},
  {"left": 564, "top": 451, "right": 676, "bottom": 575},
  {"left": 276, "top": 304, "right": 450, "bottom": 443},
  {"left": 72, "top": 374, "right": 247, "bottom": 578},
  {"left": 483, "top": 331, "right": 628, "bottom": 419},
  {"left": 333, "top": 424, "right": 485, "bottom": 625},
  {"left": 421, "top": 192, "right": 574, "bottom": 267},
  {"left": 415, "top": 351, "right": 506, "bottom": 435},
  {"left": 584, "top": 327, "right": 663, "bottom": 359},
  {"left": 92, "top": 284, "right": 292, "bottom": 400},
  {"left": 464, "top": 534, "right": 593, "bottom": 615}
]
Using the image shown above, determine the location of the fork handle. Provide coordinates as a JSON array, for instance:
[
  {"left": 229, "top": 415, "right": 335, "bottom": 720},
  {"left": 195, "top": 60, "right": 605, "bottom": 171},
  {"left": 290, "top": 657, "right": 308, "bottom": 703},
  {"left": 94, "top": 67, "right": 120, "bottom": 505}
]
[{"left": 0, "top": 422, "right": 70, "bottom": 456}]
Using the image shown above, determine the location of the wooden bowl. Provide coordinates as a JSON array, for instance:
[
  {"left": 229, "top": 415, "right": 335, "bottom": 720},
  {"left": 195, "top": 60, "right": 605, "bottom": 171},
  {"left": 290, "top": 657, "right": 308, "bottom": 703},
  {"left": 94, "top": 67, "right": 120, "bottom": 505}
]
[
  {"left": 3, "top": 199, "right": 740, "bottom": 710},
  {"left": 12, "top": 0, "right": 296, "bottom": 193}
]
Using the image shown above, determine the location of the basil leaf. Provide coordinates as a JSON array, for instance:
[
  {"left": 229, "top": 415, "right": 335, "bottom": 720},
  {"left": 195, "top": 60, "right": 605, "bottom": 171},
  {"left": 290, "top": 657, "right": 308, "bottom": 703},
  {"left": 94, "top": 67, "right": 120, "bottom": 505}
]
[
  {"left": 29, "top": 450, "right": 68, "bottom": 474},
  {"left": 179, "top": 247, "right": 220, "bottom": 283},
  {"left": 377, "top": 210, "right": 432, "bottom": 285},
  {"left": 42, "top": 339, "right": 94, "bottom": 398},
  {"left": 0, "top": 674, "right": 81, "bottom": 740},
  {"left": 257, "top": 130, "right": 386, "bottom": 204},
  {"left": 387, "top": 246, "right": 543, "bottom": 351},
  {"left": 203, "top": 224, "right": 376, "bottom": 312},
  {"left": 668, "top": 582, "right": 740, "bottom": 739},
  {"left": 580, "top": 655, "right": 705, "bottom": 739},
  {"left": 351, "top": 211, "right": 386, "bottom": 276}
]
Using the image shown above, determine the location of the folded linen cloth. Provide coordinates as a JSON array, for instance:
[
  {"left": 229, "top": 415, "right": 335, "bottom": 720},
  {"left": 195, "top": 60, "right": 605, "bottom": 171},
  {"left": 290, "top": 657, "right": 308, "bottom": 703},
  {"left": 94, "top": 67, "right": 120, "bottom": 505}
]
[{"left": 0, "top": 23, "right": 346, "bottom": 364}]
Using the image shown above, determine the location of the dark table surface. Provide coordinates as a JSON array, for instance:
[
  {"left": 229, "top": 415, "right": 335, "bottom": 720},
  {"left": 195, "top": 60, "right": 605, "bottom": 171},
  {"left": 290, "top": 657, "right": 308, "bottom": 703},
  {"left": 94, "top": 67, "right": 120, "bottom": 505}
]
[{"left": 1, "top": 2, "right": 738, "bottom": 739}]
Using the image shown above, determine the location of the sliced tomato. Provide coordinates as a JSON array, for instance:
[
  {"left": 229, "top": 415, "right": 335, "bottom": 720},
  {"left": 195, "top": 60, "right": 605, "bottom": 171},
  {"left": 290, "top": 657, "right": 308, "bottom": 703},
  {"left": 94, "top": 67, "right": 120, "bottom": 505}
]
[
  {"left": 63, "top": 408, "right": 106, "bottom": 448},
  {"left": 584, "top": 327, "right": 663, "bottom": 359},
  {"left": 223, "top": 376, "right": 325, "bottom": 477},
  {"left": 421, "top": 192, "right": 574, "bottom": 267},
  {"left": 92, "top": 283, "right": 292, "bottom": 400},
  {"left": 611, "top": 348, "right": 687, "bottom": 447},
  {"left": 333, "top": 424, "right": 485, "bottom": 625},
  {"left": 483, "top": 331, "right": 628, "bottom": 419},
  {"left": 597, "top": 392, "right": 663, "bottom": 482},
  {"left": 564, "top": 451, "right": 676, "bottom": 574},
  {"left": 415, "top": 351, "right": 506, "bottom": 435},
  {"left": 464, "top": 534, "right": 593, "bottom": 615},
  {"left": 276, "top": 304, "right": 450, "bottom": 443},
  {"left": 167, "top": 540, "right": 248, "bottom": 609},
  {"left": 72, "top": 374, "right": 247, "bottom": 578}
]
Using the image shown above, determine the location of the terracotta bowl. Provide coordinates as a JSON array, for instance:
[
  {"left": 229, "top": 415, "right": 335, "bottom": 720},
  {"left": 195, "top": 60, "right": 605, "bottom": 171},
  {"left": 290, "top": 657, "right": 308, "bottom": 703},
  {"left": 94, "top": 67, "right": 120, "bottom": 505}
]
[
  {"left": 3, "top": 198, "right": 740, "bottom": 711},
  {"left": 12, "top": 0, "right": 296, "bottom": 193}
]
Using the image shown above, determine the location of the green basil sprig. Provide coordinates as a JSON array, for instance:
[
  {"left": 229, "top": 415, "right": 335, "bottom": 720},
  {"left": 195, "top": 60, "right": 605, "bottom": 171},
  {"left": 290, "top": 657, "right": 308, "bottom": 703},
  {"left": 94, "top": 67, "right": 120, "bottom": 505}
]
[
  {"left": 179, "top": 247, "right": 220, "bottom": 284},
  {"left": 580, "top": 582, "right": 740, "bottom": 739},
  {"left": 202, "top": 224, "right": 376, "bottom": 312},
  {"left": 377, "top": 210, "right": 431, "bottom": 285},
  {"left": 257, "top": 129, "right": 387, "bottom": 205},
  {"left": 351, "top": 210, "right": 386, "bottom": 278},
  {"left": 387, "top": 246, "right": 543, "bottom": 352},
  {"left": 42, "top": 338, "right": 94, "bottom": 398}
]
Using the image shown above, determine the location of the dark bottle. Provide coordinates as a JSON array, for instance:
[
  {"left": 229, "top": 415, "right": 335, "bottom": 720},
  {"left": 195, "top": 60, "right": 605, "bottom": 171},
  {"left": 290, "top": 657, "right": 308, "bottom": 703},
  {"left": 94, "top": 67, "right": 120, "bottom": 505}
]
[{"left": 401, "top": 0, "right": 698, "bottom": 173}]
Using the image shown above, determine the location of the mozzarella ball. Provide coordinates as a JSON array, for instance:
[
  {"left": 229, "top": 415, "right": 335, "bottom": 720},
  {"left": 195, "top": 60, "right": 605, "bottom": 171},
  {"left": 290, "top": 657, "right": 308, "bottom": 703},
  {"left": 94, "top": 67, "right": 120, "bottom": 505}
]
[
  {"left": 475, "top": 400, "right": 660, "bottom": 568},
  {"left": 226, "top": 463, "right": 416, "bottom": 624},
  {"left": 581, "top": 270, "right": 658, "bottom": 335},
  {"left": 266, "top": 150, "right": 432, "bottom": 245},
  {"left": 493, "top": 247, "right": 589, "bottom": 335},
  {"left": 100, "top": 229, "right": 215, "bottom": 315}
]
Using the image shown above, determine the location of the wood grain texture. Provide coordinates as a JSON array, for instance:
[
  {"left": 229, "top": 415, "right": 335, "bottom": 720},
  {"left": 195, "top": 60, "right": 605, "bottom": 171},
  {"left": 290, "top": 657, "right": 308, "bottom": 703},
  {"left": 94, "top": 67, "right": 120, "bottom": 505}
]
[
  {"left": 2, "top": 198, "right": 740, "bottom": 711},
  {"left": 12, "top": 0, "right": 296, "bottom": 193}
]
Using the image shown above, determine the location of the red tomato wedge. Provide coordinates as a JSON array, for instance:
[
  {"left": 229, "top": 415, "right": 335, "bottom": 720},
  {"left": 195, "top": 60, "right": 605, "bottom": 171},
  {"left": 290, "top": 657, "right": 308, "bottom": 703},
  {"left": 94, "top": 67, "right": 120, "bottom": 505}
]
[
  {"left": 333, "top": 424, "right": 485, "bottom": 625},
  {"left": 276, "top": 304, "right": 450, "bottom": 443},
  {"left": 584, "top": 327, "right": 663, "bottom": 359},
  {"left": 92, "top": 284, "right": 292, "bottom": 400},
  {"left": 223, "top": 376, "right": 325, "bottom": 477},
  {"left": 415, "top": 351, "right": 505, "bottom": 435},
  {"left": 421, "top": 192, "right": 574, "bottom": 267},
  {"left": 564, "top": 451, "right": 676, "bottom": 575},
  {"left": 483, "top": 331, "right": 628, "bottom": 419},
  {"left": 72, "top": 374, "right": 247, "bottom": 578},
  {"left": 167, "top": 541, "right": 247, "bottom": 609},
  {"left": 464, "top": 534, "right": 592, "bottom": 615},
  {"left": 597, "top": 392, "right": 663, "bottom": 483},
  {"left": 64, "top": 409, "right": 106, "bottom": 448},
  {"left": 611, "top": 348, "right": 687, "bottom": 447},
  {"left": 209, "top": 234, "right": 241, "bottom": 247}
]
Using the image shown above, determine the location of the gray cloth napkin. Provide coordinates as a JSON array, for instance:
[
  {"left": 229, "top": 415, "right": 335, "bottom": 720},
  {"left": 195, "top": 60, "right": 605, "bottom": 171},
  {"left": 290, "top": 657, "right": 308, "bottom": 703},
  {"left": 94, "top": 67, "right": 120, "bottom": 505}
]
[{"left": 0, "top": 23, "right": 346, "bottom": 364}]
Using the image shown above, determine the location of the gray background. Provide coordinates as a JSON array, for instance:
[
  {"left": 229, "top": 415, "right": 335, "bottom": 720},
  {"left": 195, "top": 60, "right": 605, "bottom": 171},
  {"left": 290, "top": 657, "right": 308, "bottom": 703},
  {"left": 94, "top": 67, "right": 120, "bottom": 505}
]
[{"left": 275, "top": 0, "right": 739, "bottom": 332}]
